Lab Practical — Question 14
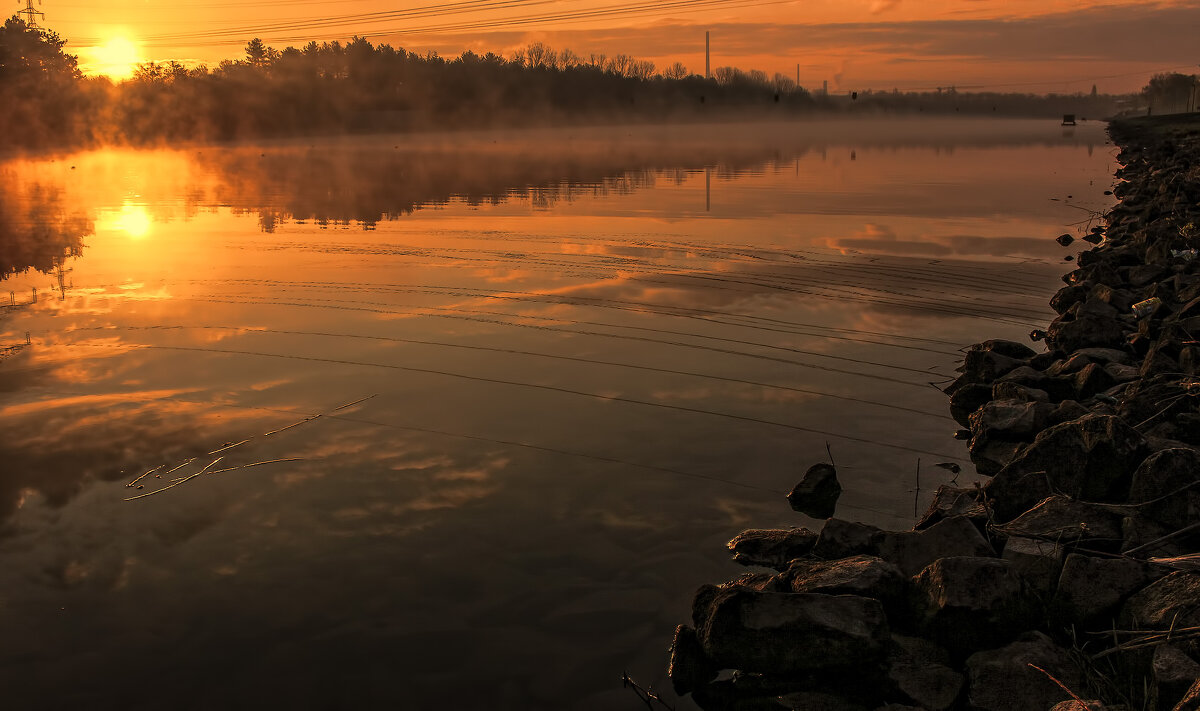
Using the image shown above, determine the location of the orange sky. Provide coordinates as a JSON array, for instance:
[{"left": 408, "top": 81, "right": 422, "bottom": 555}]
[{"left": 43, "top": 0, "right": 1200, "bottom": 92}]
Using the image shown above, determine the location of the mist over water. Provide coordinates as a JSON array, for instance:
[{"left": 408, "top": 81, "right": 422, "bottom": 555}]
[{"left": 0, "top": 118, "right": 1114, "bottom": 709}]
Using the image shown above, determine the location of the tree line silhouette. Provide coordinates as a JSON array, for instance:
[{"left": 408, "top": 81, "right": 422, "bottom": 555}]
[{"left": 0, "top": 15, "right": 1171, "bottom": 153}]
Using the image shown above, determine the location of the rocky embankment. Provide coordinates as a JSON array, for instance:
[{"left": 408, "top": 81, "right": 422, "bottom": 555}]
[{"left": 667, "top": 115, "right": 1200, "bottom": 711}]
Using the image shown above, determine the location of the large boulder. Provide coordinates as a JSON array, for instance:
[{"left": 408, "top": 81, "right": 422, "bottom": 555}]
[
  {"left": 1155, "top": 645, "right": 1200, "bottom": 707},
  {"left": 914, "top": 486, "right": 988, "bottom": 530},
  {"left": 812, "top": 519, "right": 884, "bottom": 560},
  {"left": 984, "top": 470, "right": 1055, "bottom": 524},
  {"left": 782, "top": 555, "right": 906, "bottom": 605},
  {"left": 667, "top": 625, "right": 717, "bottom": 695},
  {"left": 911, "top": 557, "right": 1030, "bottom": 656},
  {"left": 996, "top": 495, "right": 1124, "bottom": 547},
  {"left": 877, "top": 515, "right": 994, "bottom": 577},
  {"left": 1121, "top": 572, "right": 1200, "bottom": 634},
  {"left": 885, "top": 635, "right": 964, "bottom": 711},
  {"left": 727, "top": 527, "right": 819, "bottom": 571},
  {"left": 787, "top": 463, "right": 842, "bottom": 519},
  {"left": 1053, "top": 553, "right": 1151, "bottom": 626},
  {"left": 990, "top": 414, "right": 1146, "bottom": 503},
  {"left": 965, "top": 632, "right": 1083, "bottom": 711},
  {"left": 692, "top": 587, "right": 891, "bottom": 676},
  {"left": 1128, "top": 448, "right": 1200, "bottom": 531}
]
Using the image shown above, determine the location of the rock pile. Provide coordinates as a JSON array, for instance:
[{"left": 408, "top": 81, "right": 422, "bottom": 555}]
[{"left": 668, "top": 115, "right": 1200, "bottom": 711}]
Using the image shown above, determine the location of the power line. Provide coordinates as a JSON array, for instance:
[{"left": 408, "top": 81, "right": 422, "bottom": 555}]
[{"left": 68, "top": 0, "right": 790, "bottom": 48}]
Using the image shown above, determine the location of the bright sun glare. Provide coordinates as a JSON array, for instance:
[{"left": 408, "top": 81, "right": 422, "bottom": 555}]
[
  {"left": 88, "top": 36, "right": 142, "bottom": 80},
  {"left": 103, "top": 203, "right": 153, "bottom": 239}
]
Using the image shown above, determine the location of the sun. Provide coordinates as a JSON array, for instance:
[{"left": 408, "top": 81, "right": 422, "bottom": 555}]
[
  {"left": 101, "top": 203, "right": 154, "bottom": 240},
  {"left": 85, "top": 36, "right": 143, "bottom": 80}
]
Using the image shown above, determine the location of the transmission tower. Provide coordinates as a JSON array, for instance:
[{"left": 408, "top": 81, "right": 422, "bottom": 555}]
[{"left": 16, "top": 0, "right": 44, "bottom": 27}]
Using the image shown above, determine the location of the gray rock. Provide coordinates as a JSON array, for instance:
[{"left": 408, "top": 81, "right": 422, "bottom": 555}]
[
  {"left": 1074, "top": 347, "right": 1132, "bottom": 365},
  {"left": 1121, "top": 514, "right": 1190, "bottom": 558},
  {"left": 727, "top": 528, "right": 819, "bottom": 571},
  {"left": 774, "top": 691, "right": 871, "bottom": 711},
  {"left": 877, "top": 515, "right": 995, "bottom": 577},
  {"left": 915, "top": 485, "right": 988, "bottom": 530},
  {"left": 912, "top": 557, "right": 1029, "bottom": 655},
  {"left": 886, "top": 635, "right": 963, "bottom": 711},
  {"left": 997, "top": 495, "right": 1124, "bottom": 545},
  {"left": 1104, "top": 361, "right": 1141, "bottom": 383},
  {"left": 693, "top": 588, "right": 890, "bottom": 676},
  {"left": 966, "top": 631, "right": 1083, "bottom": 711},
  {"left": 949, "top": 383, "right": 994, "bottom": 427},
  {"left": 1155, "top": 645, "right": 1200, "bottom": 705},
  {"left": 1001, "top": 535, "right": 1067, "bottom": 593},
  {"left": 668, "top": 624, "right": 717, "bottom": 695},
  {"left": 992, "top": 414, "right": 1146, "bottom": 503},
  {"left": 1129, "top": 448, "right": 1200, "bottom": 531},
  {"left": 1047, "top": 312, "right": 1130, "bottom": 353},
  {"left": 787, "top": 463, "right": 842, "bottom": 519},
  {"left": 969, "top": 399, "right": 1048, "bottom": 439},
  {"left": 984, "top": 470, "right": 1055, "bottom": 524},
  {"left": 783, "top": 555, "right": 906, "bottom": 605},
  {"left": 812, "top": 519, "right": 883, "bottom": 560},
  {"left": 992, "top": 381, "right": 1051, "bottom": 403},
  {"left": 1053, "top": 553, "right": 1150, "bottom": 625},
  {"left": 1121, "top": 572, "right": 1200, "bottom": 635}
]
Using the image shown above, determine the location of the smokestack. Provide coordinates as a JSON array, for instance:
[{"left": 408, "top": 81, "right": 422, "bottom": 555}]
[{"left": 705, "top": 31, "right": 710, "bottom": 79}]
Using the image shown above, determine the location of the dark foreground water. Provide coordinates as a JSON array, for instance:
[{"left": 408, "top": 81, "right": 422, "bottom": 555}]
[{"left": 0, "top": 118, "right": 1113, "bottom": 709}]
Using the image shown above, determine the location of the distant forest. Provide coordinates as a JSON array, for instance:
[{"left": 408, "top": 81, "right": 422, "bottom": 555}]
[{"left": 0, "top": 16, "right": 1187, "bottom": 152}]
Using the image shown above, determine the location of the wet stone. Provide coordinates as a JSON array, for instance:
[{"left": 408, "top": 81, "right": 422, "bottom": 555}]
[
  {"left": 877, "top": 515, "right": 994, "bottom": 578},
  {"left": 693, "top": 588, "right": 891, "bottom": 676},
  {"left": 782, "top": 554, "right": 905, "bottom": 605},
  {"left": 993, "top": 413, "right": 1146, "bottom": 503},
  {"left": 912, "top": 556, "right": 1029, "bottom": 656},
  {"left": 668, "top": 624, "right": 717, "bottom": 695},
  {"left": 727, "top": 527, "right": 819, "bottom": 571},
  {"left": 787, "top": 463, "right": 842, "bottom": 519},
  {"left": 812, "top": 518, "right": 883, "bottom": 560},
  {"left": 965, "top": 632, "right": 1082, "bottom": 711},
  {"left": 1053, "top": 553, "right": 1150, "bottom": 626}
]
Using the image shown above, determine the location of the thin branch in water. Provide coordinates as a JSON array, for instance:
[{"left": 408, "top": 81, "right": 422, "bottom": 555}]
[
  {"left": 622, "top": 673, "right": 676, "bottom": 711},
  {"left": 262, "top": 415, "right": 319, "bottom": 437},
  {"left": 208, "top": 439, "right": 251, "bottom": 455},
  {"left": 127, "top": 464, "right": 164, "bottom": 488},
  {"left": 162, "top": 458, "right": 197, "bottom": 476},
  {"left": 124, "top": 457, "right": 223, "bottom": 501},
  {"left": 207, "top": 458, "right": 306, "bottom": 475},
  {"left": 330, "top": 394, "right": 377, "bottom": 413}
]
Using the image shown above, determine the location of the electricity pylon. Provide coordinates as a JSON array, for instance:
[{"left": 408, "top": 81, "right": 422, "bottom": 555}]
[{"left": 16, "top": 0, "right": 44, "bottom": 27}]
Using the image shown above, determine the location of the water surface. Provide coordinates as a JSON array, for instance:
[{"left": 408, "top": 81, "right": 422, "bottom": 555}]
[{"left": 0, "top": 118, "right": 1114, "bottom": 709}]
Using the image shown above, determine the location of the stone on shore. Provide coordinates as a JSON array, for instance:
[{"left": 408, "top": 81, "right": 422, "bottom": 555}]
[
  {"left": 1053, "top": 553, "right": 1151, "bottom": 625},
  {"left": 727, "top": 527, "right": 818, "bottom": 571},
  {"left": 965, "top": 632, "right": 1082, "bottom": 711},
  {"left": 990, "top": 413, "right": 1146, "bottom": 504},
  {"left": 692, "top": 587, "right": 890, "bottom": 676},
  {"left": 911, "top": 556, "right": 1029, "bottom": 655},
  {"left": 812, "top": 518, "right": 884, "bottom": 560},
  {"left": 876, "top": 515, "right": 994, "bottom": 577},
  {"left": 787, "top": 463, "right": 842, "bottom": 519}
]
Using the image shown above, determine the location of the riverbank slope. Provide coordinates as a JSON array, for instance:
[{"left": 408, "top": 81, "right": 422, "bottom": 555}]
[{"left": 666, "top": 114, "right": 1200, "bottom": 710}]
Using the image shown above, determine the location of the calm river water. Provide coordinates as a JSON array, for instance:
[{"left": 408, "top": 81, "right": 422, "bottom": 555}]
[{"left": 0, "top": 118, "right": 1113, "bottom": 709}]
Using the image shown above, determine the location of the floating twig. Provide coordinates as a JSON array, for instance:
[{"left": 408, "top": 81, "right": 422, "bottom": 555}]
[
  {"left": 207, "top": 439, "right": 251, "bottom": 455},
  {"left": 262, "top": 415, "right": 319, "bottom": 437},
  {"left": 127, "top": 464, "right": 164, "bottom": 488},
  {"left": 207, "top": 458, "right": 305, "bottom": 475},
  {"left": 124, "top": 457, "right": 223, "bottom": 501}
]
